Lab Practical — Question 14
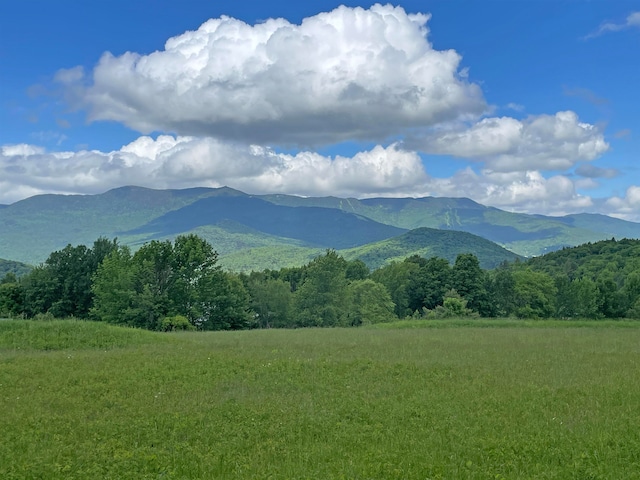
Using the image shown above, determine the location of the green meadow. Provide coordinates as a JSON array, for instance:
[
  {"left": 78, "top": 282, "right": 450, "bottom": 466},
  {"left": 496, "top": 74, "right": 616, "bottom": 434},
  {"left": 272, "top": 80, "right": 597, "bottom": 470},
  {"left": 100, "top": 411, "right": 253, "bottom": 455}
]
[{"left": 2, "top": 320, "right": 640, "bottom": 479}]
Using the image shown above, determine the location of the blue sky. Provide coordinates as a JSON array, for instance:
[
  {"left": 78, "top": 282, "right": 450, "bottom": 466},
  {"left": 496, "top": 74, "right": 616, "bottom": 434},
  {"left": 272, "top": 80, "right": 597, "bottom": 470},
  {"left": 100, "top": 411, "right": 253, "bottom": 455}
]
[{"left": 1, "top": 1, "right": 639, "bottom": 219}]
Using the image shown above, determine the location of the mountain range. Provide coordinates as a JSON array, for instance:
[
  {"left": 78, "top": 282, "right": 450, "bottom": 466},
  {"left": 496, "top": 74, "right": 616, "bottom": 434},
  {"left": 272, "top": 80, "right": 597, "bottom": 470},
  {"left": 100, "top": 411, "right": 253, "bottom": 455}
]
[{"left": 1, "top": 186, "right": 638, "bottom": 272}]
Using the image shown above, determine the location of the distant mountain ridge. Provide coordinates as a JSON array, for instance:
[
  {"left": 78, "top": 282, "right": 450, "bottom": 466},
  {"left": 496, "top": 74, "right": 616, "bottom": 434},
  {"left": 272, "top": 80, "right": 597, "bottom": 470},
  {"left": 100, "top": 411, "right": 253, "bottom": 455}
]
[
  {"left": 0, "top": 258, "right": 32, "bottom": 278},
  {"left": 127, "top": 195, "right": 405, "bottom": 249},
  {"left": 1, "top": 185, "right": 639, "bottom": 270},
  {"left": 261, "top": 193, "right": 625, "bottom": 256}
]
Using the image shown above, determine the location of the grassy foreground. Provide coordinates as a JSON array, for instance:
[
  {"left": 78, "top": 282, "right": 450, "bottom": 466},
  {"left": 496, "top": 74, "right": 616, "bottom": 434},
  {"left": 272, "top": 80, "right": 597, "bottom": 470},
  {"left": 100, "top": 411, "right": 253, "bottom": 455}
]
[{"left": 2, "top": 320, "right": 640, "bottom": 479}]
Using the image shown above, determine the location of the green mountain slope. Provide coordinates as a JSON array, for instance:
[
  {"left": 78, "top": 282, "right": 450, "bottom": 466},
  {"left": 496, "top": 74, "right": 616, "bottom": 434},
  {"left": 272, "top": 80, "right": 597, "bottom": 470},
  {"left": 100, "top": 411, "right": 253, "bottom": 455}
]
[
  {"left": 126, "top": 195, "right": 406, "bottom": 249},
  {"left": 2, "top": 186, "right": 640, "bottom": 270},
  {"left": 524, "top": 238, "right": 640, "bottom": 281},
  {"left": 0, "top": 258, "right": 32, "bottom": 278},
  {"left": 0, "top": 186, "right": 237, "bottom": 264},
  {"left": 261, "top": 194, "right": 637, "bottom": 256},
  {"left": 340, "top": 227, "right": 523, "bottom": 270},
  {"left": 552, "top": 213, "right": 640, "bottom": 240},
  {"left": 0, "top": 187, "right": 406, "bottom": 266}
]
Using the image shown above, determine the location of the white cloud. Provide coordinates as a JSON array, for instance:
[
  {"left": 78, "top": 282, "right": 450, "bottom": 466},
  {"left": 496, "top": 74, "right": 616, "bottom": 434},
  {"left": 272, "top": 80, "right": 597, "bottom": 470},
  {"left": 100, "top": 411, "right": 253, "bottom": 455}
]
[
  {"left": 2, "top": 144, "right": 46, "bottom": 156},
  {"left": 0, "top": 136, "right": 429, "bottom": 204},
  {"left": 604, "top": 186, "right": 640, "bottom": 220},
  {"left": 408, "top": 111, "right": 608, "bottom": 172},
  {"left": 586, "top": 11, "right": 640, "bottom": 38},
  {"left": 60, "top": 4, "right": 485, "bottom": 145},
  {"left": 2, "top": 136, "right": 628, "bottom": 220},
  {"left": 422, "top": 168, "right": 593, "bottom": 216}
]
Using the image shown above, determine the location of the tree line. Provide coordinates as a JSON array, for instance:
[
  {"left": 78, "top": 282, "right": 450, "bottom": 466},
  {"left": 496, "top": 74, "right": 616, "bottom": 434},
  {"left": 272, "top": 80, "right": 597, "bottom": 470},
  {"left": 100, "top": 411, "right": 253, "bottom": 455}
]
[{"left": 2, "top": 235, "right": 640, "bottom": 329}]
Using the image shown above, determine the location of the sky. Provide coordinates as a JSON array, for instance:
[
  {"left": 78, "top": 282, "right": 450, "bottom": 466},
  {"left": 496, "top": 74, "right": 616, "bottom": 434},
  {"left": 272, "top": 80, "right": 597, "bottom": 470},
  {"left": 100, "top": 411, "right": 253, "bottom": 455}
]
[{"left": 1, "top": 1, "right": 639, "bottom": 220}]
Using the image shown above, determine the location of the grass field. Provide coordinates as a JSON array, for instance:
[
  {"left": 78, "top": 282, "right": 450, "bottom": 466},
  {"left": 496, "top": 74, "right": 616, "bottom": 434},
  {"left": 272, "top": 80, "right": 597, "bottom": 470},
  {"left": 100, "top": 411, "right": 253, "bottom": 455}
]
[{"left": 2, "top": 319, "right": 640, "bottom": 479}]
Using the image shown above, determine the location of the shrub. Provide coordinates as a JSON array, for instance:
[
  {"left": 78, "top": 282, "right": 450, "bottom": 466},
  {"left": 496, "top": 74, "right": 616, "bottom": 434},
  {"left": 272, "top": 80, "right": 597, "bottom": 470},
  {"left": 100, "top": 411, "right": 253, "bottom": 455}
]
[{"left": 160, "top": 315, "right": 195, "bottom": 332}]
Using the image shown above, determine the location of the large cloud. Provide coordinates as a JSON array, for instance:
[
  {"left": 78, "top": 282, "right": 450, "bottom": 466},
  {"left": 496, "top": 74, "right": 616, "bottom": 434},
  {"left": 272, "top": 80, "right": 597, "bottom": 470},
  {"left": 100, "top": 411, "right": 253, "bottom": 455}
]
[
  {"left": 61, "top": 4, "right": 485, "bottom": 145},
  {"left": 0, "top": 136, "right": 429, "bottom": 204},
  {"left": 604, "top": 186, "right": 640, "bottom": 220},
  {"left": 1, "top": 136, "right": 628, "bottom": 220},
  {"left": 408, "top": 111, "right": 608, "bottom": 172}
]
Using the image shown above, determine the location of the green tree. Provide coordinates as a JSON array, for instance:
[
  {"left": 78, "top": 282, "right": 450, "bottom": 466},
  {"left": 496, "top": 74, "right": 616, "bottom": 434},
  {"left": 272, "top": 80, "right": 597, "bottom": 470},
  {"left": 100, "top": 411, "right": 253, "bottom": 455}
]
[
  {"left": 623, "top": 271, "right": 640, "bottom": 316},
  {"left": 294, "top": 250, "right": 349, "bottom": 327},
  {"left": 451, "top": 253, "right": 488, "bottom": 314},
  {"left": 345, "top": 259, "right": 370, "bottom": 281},
  {"left": 512, "top": 269, "right": 556, "bottom": 318},
  {"left": 21, "top": 266, "right": 57, "bottom": 317},
  {"left": 19, "top": 238, "right": 117, "bottom": 318},
  {"left": 555, "top": 276, "right": 599, "bottom": 319},
  {"left": 170, "top": 234, "right": 221, "bottom": 325},
  {"left": 91, "top": 246, "right": 137, "bottom": 326},
  {"left": 346, "top": 279, "right": 396, "bottom": 326},
  {"left": 197, "top": 273, "right": 253, "bottom": 330},
  {"left": 371, "top": 261, "right": 418, "bottom": 318},
  {"left": 596, "top": 278, "right": 626, "bottom": 318},
  {"left": 245, "top": 274, "right": 293, "bottom": 328},
  {"left": 92, "top": 235, "right": 252, "bottom": 330},
  {"left": 0, "top": 281, "right": 24, "bottom": 317},
  {"left": 488, "top": 265, "right": 517, "bottom": 317}
]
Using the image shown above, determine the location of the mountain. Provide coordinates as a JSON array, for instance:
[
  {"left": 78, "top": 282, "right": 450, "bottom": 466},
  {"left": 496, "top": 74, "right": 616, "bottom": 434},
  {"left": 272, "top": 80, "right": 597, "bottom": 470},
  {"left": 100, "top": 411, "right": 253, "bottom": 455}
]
[
  {"left": 523, "top": 237, "right": 640, "bottom": 284},
  {"left": 552, "top": 213, "right": 640, "bottom": 240},
  {"left": 1, "top": 186, "right": 640, "bottom": 270},
  {"left": 126, "top": 195, "right": 405, "bottom": 249},
  {"left": 0, "top": 258, "right": 32, "bottom": 278},
  {"left": 340, "top": 227, "right": 523, "bottom": 270},
  {"left": 0, "top": 186, "right": 234, "bottom": 264},
  {"left": 260, "top": 194, "right": 638, "bottom": 256}
]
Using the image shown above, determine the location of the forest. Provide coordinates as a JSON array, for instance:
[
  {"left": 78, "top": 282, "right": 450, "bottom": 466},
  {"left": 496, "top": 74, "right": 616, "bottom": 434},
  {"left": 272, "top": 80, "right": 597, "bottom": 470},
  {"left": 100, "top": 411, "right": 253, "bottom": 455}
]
[{"left": 2, "top": 234, "right": 640, "bottom": 330}]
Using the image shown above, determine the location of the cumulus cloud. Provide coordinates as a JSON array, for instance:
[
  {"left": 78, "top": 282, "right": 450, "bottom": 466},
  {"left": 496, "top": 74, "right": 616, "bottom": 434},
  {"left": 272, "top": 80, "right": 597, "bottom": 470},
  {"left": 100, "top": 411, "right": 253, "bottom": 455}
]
[
  {"left": 0, "top": 136, "right": 429, "bottom": 204},
  {"left": 585, "top": 11, "right": 640, "bottom": 38},
  {"left": 408, "top": 111, "right": 609, "bottom": 172},
  {"left": 1, "top": 136, "right": 618, "bottom": 219},
  {"left": 59, "top": 4, "right": 485, "bottom": 145},
  {"left": 9, "top": 5, "right": 625, "bottom": 219},
  {"left": 422, "top": 168, "right": 594, "bottom": 216},
  {"left": 603, "top": 186, "right": 640, "bottom": 220}
]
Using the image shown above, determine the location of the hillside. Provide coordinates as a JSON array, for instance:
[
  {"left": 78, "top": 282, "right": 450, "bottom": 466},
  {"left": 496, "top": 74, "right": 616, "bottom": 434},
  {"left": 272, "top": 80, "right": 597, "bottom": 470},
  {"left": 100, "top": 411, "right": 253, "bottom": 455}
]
[
  {"left": 0, "top": 258, "right": 32, "bottom": 279},
  {"left": 2, "top": 186, "right": 640, "bottom": 269},
  {"left": 0, "top": 186, "right": 227, "bottom": 264},
  {"left": 261, "top": 194, "right": 629, "bottom": 257},
  {"left": 341, "top": 227, "right": 522, "bottom": 270},
  {"left": 126, "top": 195, "right": 406, "bottom": 249},
  {"left": 524, "top": 238, "right": 640, "bottom": 282}
]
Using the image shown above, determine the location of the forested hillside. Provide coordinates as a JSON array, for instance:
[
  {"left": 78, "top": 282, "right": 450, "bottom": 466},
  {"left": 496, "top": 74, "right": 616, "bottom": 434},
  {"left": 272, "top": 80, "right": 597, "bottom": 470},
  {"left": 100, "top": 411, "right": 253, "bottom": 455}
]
[
  {"left": 3, "top": 236, "right": 640, "bottom": 327},
  {"left": 341, "top": 227, "right": 521, "bottom": 270},
  {"left": 526, "top": 237, "right": 640, "bottom": 281},
  {"left": 260, "top": 194, "right": 634, "bottom": 256},
  {"left": 3, "top": 187, "right": 640, "bottom": 267},
  {"left": 0, "top": 258, "right": 32, "bottom": 279}
]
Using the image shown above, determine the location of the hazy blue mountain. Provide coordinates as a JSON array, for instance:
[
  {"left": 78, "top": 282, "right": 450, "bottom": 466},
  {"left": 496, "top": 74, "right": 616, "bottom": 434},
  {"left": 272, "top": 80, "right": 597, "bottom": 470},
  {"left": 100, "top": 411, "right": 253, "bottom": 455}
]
[
  {"left": 126, "top": 195, "right": 406, "bottom": 249},
  {"left": 0, "top": 186, "right": 228, "bottom": 264},
  {"left": 260, "top": 194, "right": 637, "bottom": 256},
  {"left": 0, "top": 258, "right": 32, "bottom": 278},
  {"left": 2, "top": 186, "right": 640, "bottom": 269}
]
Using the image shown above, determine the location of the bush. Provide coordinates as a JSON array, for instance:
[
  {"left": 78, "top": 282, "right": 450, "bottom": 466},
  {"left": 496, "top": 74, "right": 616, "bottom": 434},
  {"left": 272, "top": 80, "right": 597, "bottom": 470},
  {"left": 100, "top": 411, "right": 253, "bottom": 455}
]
[
  {"left": 420, "top": 290, "right": 479, "bottom": 319},
  {"left": 159, "top": 315, "right": 195, "bottom": 332}
]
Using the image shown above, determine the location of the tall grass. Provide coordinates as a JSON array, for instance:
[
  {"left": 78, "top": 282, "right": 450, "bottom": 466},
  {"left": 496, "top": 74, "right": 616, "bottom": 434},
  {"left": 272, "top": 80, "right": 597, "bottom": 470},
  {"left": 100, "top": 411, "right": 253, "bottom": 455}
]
[{"left": 2, "top": 320, "right": 640, "bottom": 478}]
